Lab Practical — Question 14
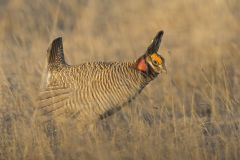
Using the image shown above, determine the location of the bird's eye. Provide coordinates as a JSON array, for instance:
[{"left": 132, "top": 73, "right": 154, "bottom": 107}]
[{"left": 152, "top": 60, "right": 158, "bottom": 65}]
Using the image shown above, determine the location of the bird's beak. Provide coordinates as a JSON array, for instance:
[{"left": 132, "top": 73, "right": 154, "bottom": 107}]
[{"left": 161, "top": 65, "right": 167, "bottom": 74}]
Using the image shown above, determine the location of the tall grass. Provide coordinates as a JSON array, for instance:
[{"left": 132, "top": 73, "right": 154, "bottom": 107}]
[{"left": 0, "top": 0, "right": 240, "bottom": 159}]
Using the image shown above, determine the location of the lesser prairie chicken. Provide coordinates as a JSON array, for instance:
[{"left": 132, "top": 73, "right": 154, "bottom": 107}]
[{"left": 38, "top": 31, "right": 166, "bottom": 127}]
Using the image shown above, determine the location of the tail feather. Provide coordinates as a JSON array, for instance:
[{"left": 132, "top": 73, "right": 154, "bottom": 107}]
[
  {"left": 47, "top": 37, "right": 66, "bottom": 67},
  {"left": 40, "top": 37, "right": 66, "bottom": 89}
]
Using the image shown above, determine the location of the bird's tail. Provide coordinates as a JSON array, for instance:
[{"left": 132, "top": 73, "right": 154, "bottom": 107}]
[{"left": 47, "top": 37, "right": 66, "bottom": 68}]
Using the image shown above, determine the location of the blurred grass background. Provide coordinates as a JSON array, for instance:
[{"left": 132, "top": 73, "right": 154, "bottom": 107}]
[{"left": 0, "top": 0, "right": 240, "bottom": 159}]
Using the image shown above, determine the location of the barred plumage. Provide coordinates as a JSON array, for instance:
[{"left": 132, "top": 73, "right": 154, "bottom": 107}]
[{"left": 37, "top": 31, "right": 166, "bottom": 126}]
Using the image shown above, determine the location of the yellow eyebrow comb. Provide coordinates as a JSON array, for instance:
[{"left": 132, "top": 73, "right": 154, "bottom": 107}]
[{"left": 151, "top": 53, "right": 162, "bottom": 64}]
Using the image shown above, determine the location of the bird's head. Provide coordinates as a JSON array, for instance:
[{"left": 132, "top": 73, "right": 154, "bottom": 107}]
[{"left": 136, "top": 31, "right": 167, "bottom": 77}]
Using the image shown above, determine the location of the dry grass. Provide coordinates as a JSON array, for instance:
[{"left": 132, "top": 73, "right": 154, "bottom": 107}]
[{"left": 0, "top": 0, "right": 240, "bottom": 159}]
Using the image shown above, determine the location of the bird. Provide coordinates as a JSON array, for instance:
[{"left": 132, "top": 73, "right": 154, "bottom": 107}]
[{"left": 37, "top": 30, "right": 166, "bottom": 127}]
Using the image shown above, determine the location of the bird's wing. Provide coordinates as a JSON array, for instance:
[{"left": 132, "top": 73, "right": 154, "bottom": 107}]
[
  {"left": 36, "top": 84, "right": 102, "bottom": 123},
  {"left": 37, "top": 86, "right": 74, "bottom": 122}
]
